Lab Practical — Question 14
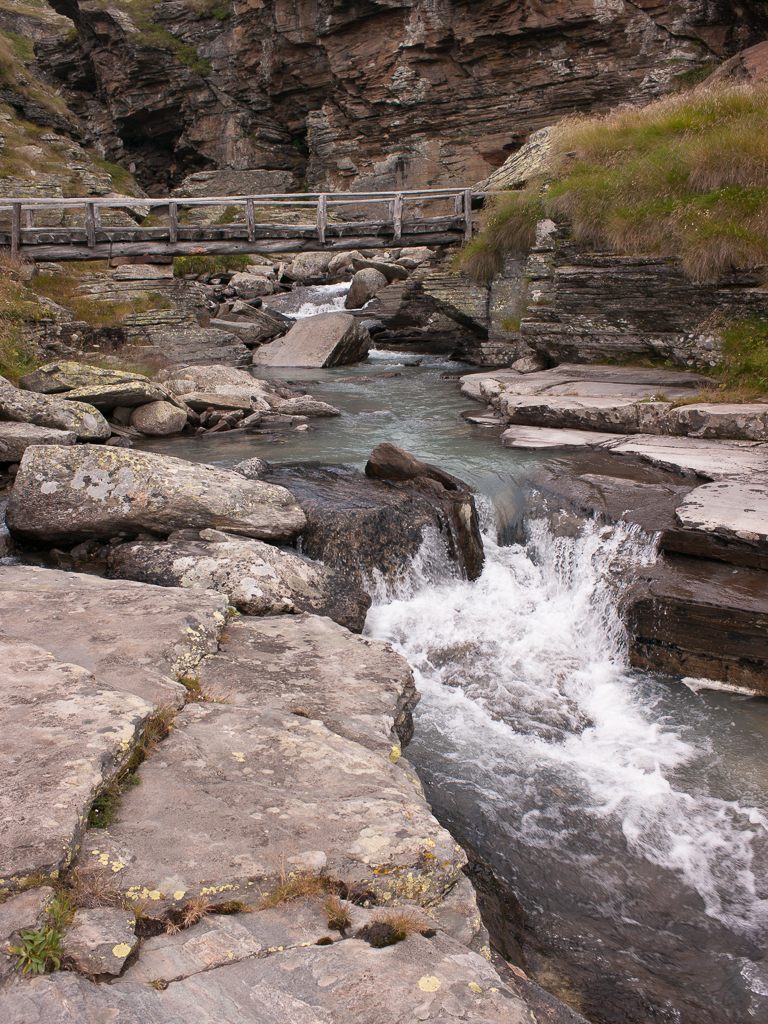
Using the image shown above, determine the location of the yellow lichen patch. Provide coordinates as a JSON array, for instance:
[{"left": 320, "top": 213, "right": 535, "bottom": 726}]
[
  {"left": 468, "top": 981, "right": 482, "bottom": 994},
  {"left": 112, "top": 943, "right": 132, "bottom": 958},
  {"left": 174, "top": 890, "right": 186, "bottom": 901},
  {"left": 389, "top": 744, "right": 401, "bottom": 763},
  {"left": 232, "top": 752, "right": 245, "bottom": 762},
  {"left": 418, "top": 976, "right": 441, "bottom": 992}
]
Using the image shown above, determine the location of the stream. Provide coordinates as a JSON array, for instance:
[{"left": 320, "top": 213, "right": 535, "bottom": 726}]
[{"left": 138, "top": 285, "right": 768, "bottom": 1024}]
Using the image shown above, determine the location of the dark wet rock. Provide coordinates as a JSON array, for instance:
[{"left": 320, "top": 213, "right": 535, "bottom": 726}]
[
  {"left": 366, "top": 443, "right": 484, "bottom": 580},
  {"left": 107, "top": 533, "right": 372, "bottom": 632},
  {"left": 251, "top": 313, "right": 370, "bottom": 369},
  {"left": 5, "top": 445, "right": 306, "bottom": 546},
  {"left": 623, "top": 555, "right": 768, "bottom": 693},
  {"left": 263, "top": 458, "right": 483, "bottom": 586}
]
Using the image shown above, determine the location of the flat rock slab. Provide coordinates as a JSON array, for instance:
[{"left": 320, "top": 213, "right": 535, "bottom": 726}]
[
  {"left": 1, "top": 929, "right": 536, "bottom": 1024},
  {"left": 252, "top": 313, "right": 370, "bottom": 369},
  {"left": 5, "top": 445, "right": 306, "bottom": 546},
  {"left": 0, "top": 635, "right": 152, "bottom": 890},
  {"left": 0, "top": 421, "right": 76, "bottom": 461},
  {"left": 195, "top": 614, "right": 419, "bottom": 755},
  {"left": 502, "top": 426, "right": 619, "bottom": 449},
  {"left": 19, "top": 361, "right": 151, "bottom": 395},
  {"left": 0, "top": 386, "right": 110, "bottom": 441},
  {"left": 62, "top": 907, "right": 138, "bottom": 975},
  {"left": 623, "top": 555, "right": 768, "bottom": 692},
  {"left": 107, "top": 535, "right": 372, "bottom": 633},
  {"left": 675, "top": 478, "right": 768, "bottom": 548},
  {"left": 62, "top": 382, "right": 167, "bottom": 409},
  {"left": 0, "top": 887, "right": 54, "bottom": 941},
  {"left": 88, "top": 701, "right": 463, "bottom": 916},
  {"left": 0, "top": 566, "right": 228, "bottom": 706},
  {"left": 461, "top": 364, "right": 710, "bottom": 402},
  {"left": 610, "top": 436, "right": 768, "bottom": 479}
]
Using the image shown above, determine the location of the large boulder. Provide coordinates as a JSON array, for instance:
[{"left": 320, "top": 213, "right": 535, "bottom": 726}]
[
  {"left": 226, "top": 271, "right": 275, "bottom": 298},
  {"left": 345, "top": 267, "right": 388, "bottom": 308},
  {"left": 107, "top": 530, "right": 371, "bottom": 632},
  {"left": 0, "top": 383, "right": 110, "bottom": 441},
  {"left": 5, "top": 445, "right": 306, "bottom": 546},
  {"left": 287, "top": 251, "right": 333, "bottom": 281},
  {"left": 262, "top": 459, "right": 483, "bottom": 586},
  {"left": 130, "top": 401, "right": 188, "bottom": 436},
  {"left": 0, "top": 422, "right": 76, "bottom": 462},
  {"left": 251, "top": 312, "right": 370, "bottom": 368}
]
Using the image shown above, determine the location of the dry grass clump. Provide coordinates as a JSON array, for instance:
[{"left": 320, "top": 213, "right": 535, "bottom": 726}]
[
  {"left": 458, "top": 183, "right": 542, "bottom": 284},
  {"left": 322, "top": 893, "right": 351, "bottom": 933},
  {"left": 461, "top": 84, "right": 768, "bottom": 285},
  {"left": 258, "top": 869, "right": 337, "bottom": 910},
  {"left": 165, "top": 896, "right": 211, "bottom": 934},
  {"left": 355, "top": 907, "right": 435, "bottom": 947}
]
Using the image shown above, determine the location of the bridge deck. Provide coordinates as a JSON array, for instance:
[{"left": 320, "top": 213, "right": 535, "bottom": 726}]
[{"left": 0, "top": 189, "right": 475, "bottom": 262}]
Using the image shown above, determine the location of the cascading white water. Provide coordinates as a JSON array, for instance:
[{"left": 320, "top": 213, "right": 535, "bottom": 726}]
[{"left": 365, "top": 518, "right": 768, "bottom": 1022}]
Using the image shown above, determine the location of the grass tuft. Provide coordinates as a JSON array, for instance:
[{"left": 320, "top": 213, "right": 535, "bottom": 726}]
[
  {"left": 258, "top": 870, "right": 338, "bottom": 910},
  {"left": 461, "top": 84, "right": 768, "bottom": 285}
]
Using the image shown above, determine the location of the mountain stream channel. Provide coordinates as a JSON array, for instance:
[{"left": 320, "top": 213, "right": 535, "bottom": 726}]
[{"left": 137, "top": 283, "right": 768, "bottom": 1024}]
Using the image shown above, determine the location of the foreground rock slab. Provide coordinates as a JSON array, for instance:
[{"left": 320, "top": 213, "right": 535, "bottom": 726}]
[
  {"left": 62, "top": 908, "right": 138, "bottom": 976},
  {"left": 1, "top": 929, "right": 536, "bottom": 1024},
  {"left": 0, "top": 635, "right": 152, "bottom": 892},
  {"left": 5, "top": 445, "right": 306, "bottom": 546},
  {"left": 108, "top": 532, "right": 372, "bottom": 632},
  {"left": 0, "top": 566, "right": 228, "bottom": 706},
  {"left": 86, "top": 618, "right": 462, "bottom": 918},
  {"left": 252, "top": 312, "right": 370, "bottom": 368}
]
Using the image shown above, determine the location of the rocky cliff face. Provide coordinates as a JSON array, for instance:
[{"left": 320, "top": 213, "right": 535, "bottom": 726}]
[{"left": 36, "top": 0, "right": 767, "bottom": 194}]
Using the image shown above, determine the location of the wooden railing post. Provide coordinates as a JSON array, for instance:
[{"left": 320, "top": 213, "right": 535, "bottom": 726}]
[
  {"left": 24, "top": 209, "right": 33, "bottom": 229},
  {"left": 246, "top": 198, "right": 255, "bottom": 242},
  {"left": 94, "top": 205, "right": 102, "bottom": 230},
  {"left": 169, "top": 202, "right": 178, "bottom": 244},
  {"left": 393, "top": 193, "right": 403, "bottom": 242},
  {"left": 85, "top": 202, "right": 96, "bottom": 248},
  {"left": 463, "top": 188, "right": 473, "bottom": 241},
  {"left": 11, "top": 203, "right": 20, "bottom": 257},
  {"left": 316, "top": 193, "right": 327, "bottom": 245},
  {"left": 454, "top": 194, "right": 462, "bottom": 217}
]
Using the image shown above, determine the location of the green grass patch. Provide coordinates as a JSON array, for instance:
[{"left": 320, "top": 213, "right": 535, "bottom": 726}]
[
  {"left": 460, "top": 84, "right": 768, "bottom": 285},
  {"left": 173, "top": 253, "right": 250, "bottom": 277},
  {"left": 706, "top": 317, "right": 768, "bottom": 395}
]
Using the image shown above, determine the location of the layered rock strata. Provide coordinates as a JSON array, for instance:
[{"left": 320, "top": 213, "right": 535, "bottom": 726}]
[{"left": 38, "top": 1, "right": 765, "bottom": 193}]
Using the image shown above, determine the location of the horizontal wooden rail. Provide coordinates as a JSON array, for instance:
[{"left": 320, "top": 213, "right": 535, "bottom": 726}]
[{"left": 0, "top": 189, "right": 479, "bottom": 261}]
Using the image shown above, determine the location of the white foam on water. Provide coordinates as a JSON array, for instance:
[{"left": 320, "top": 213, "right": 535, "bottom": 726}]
[
  {"left": 365, "top": 519, "right": 768, "bottom": 938},
  {"left": 287, "top": 281, "right": 351, "bottom": 319}
]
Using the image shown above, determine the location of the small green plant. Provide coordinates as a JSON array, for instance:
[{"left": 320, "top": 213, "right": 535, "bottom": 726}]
[
  {"left": 46, "top": 894, "right": 75, "bottom": 930},
  {"left": 8, "top": 926, "right": 62, "bottom": 975},
  {"left": 215, "top": 205, "right": 239, "bottom": 225},
  {"left": 148, "top": 977, "right": 168, "bottom": 990}
]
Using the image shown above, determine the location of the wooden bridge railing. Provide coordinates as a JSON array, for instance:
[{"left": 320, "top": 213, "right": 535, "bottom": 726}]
[{"left": 0, "top": 188, "right": 475, "bottom": 262}]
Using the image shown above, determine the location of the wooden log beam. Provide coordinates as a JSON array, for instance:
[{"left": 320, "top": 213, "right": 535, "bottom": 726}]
[
  {"left": 316, "top": 193, "right": 327, "bottom": 246},
  {"left": 15, "top": 232, "right": 464, "bottom": 261},
  {"left": 168, "top": 202, "right": 178, "bottom": 245},
  {"left": 246, "top": 199, "right": 255, "bottom": 242},
  {"left": 463, "top": 188, "right": 473, "bottom": 241},
  {"left": 393, "top": 193, "right": 403, "bottom": 242},
  {"left": 85, "top": 203, "right": 96, "bottom": 248},
  {"left": 11, "top": 203, "right": 20, "bottom": 258}
]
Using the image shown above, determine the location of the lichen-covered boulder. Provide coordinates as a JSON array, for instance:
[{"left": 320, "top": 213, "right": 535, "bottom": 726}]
[
  {"left": 0, "top": 422, "right": 76, "bottom": 462},
  {"left": 62, "top": 382, "right": 167, "bottom": 409},
  {"left": 0, "top": 383, "right": 110, "bottom": 441},
  {"left": 130, "top": 401, "right": 188, "bottom": 436},
  {"left": 107, "top": 530, "right": 371, "bottom": 632},
  {"left": 5, "top": 445, "right": 306, "bottom": 546},
  {"left": 18, "top": 361, "right": 152, "bottom": 395},
  {"left": 276, "top": 396, "right": 341, "bottom": 417}
]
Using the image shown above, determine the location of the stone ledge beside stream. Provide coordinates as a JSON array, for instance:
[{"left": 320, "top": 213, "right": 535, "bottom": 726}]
[{"left": 0, "top": 566, "right": 585, "bottom": 1024}]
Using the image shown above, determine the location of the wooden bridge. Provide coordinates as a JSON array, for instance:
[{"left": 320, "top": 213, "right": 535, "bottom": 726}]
[{"left": 0, "top": 188, "right": 475, "bottom": 262}]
